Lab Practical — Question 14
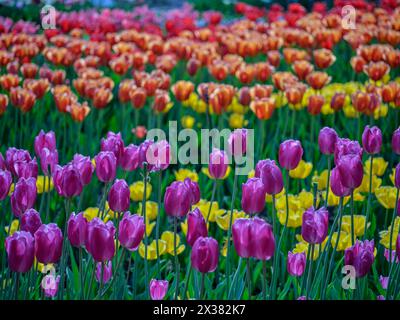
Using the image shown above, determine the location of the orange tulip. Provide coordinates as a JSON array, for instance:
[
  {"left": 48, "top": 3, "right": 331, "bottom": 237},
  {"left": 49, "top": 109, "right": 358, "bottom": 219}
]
[
  {"left": 153, "top": 90, "right": 171, "bottom": 113},
  {"left": 330, "top": 92, "right": 346, "bottom": 111},
  {"left": 130, "top": 86, "right": 147, "bottom": 110},
  {"left": 267, "top": 50, "right": 281, "bottom": 68},
  {"left": 209, "top": 85, "right": 234, "bottom": 115},
  {"left": 197, "top": 82, "right": 216, "bottom": 103},
  {"left": 67, "top": 101, "right": 91, "bottom": 122},
  {"left": 363, "top": 61, "right": 390, "bottom": 82},
  {"left": 20, "top": 63, "right": 38, "bottom": 79},
  {"left": 119, "top": 79, "right": 136, "bottom": 104},
  {"left": 351, "top": 91, "right": 380, "bottom": 115},
  {"left": 23, "top": 79, "right": 50, "bottom": 100},
  {"left": 235, "top": 64, "right": 255, "bottom": 85},
  {"left": 92, "top": 88, "right": 113, "bottom": 109},
  {"left": 142, "top": 76, "right": 159, "bottom": 97},
  {"left": 385, "top": 49, "right": 400, "bottom": 68},
  {"left": 171, "top": 80, "right": 194, "bottom": 102},
  {"left": 187, "top": 58, "right": 201, "bottom": 77},
  {"left": 292, "top": 60, "right": 314, "bottom": 81},
  {"left": 237, "top": 87, "right": 251, "bottom": 106},
  {"left": 272, "top": 72, "right": 298, "bottom": 91},
  {"left": 250, "top": 84, "right": 273, "bottom": 99},
  {"left": 255, "top": 62, "right": 274, "bottom": 82},
  {"left": 250, "top": 98, "right": 275, "bottom": 120},
  {"left": 313, "top": 49, "right": 336, "bottom": 69},
  {"left": 10, "top": 87, "right": 36, "bottom": 113},
  {"left": 0, "top": 50, "right": 13, "bottom": 66},
  {"left": 285, "top": 83, "right": 307, "bottom": 106},
  {"left": 306, "top": 71, "right": 331, "bottom": 90},
  {"left": 307, "top": 95, "right": 324, "bottom": 115},
  {"left": 0, "top": 93, "right": 8, "bottom": 115},
  {"left": 350, "top": 56, "right": 367, "bottom": 74},
  {"left": 209, "top": 60, "right": 230, "bottom": 81},
  {"left": 381, "top": 82, "right": 399, "bottom": 104},
  {"left": 0, "top": 74, "right": 20, "bottom": 91},
  {"left": 283, "top": 48, "right": 309, "bottom": 64},
  {"left": 51, "top": 70, "right": 66, "bottom": 85},
  {"left": 109, "top": 57, "right": 130, "bottom": 75}
]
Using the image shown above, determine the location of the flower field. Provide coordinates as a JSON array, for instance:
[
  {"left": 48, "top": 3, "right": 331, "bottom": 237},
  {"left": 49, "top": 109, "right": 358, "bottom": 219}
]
[{"left": 1, "top": 0, "right": 400, "bottom": 301}]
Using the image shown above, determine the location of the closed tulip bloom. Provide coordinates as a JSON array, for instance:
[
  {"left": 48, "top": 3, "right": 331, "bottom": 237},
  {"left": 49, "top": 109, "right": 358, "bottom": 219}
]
[
  {"left": 96, "top": 261, "right": 112, "bottom": 284},
  {"left": 71, "top": 154, "right": 94, "bottom": 185},
  {"left": 0, "top": 169, "right": 12, "bottom": 200},
  {"left": 6, "top": 148, "right": 34, "bottom": 178},
  {"left": 345, "top": 240, "right": 375, "bottom": 278},
  {"left": 20, "top": 208, "right": 42, "bottom": 235},
  {"left": 232, "top": 218, "right": 252, "bottom": 258},
  {"left": 334, "top": 138, "right": 363, "bottom": 165},
  {"left": 336, "top": 155, "right": 363, "bottom": 190},
  {"left": 101, "top": 132, "right": 125, "bottom": 164},
  {"left": 187, "top": 208, "right": 208, "bottom": 247},
  {"left": 53, "top": 164, "right": 83, "bottom": 198},
  {"left": 395, "top": 163, "right": 400, "bottom": 189},
  {"left": 138, "top": 140, "right": 155, "bottom": 170},
  {"left": 251, "top": 217, "right": 275, "bottom": 260},
  {"left": 118, "top": 212, "right": 145, "bottom": 251},
  {"left": 318, "top": 127, "right": 338, "bottom": 155},
  {"left": 396, "top": 234, "right": 400, "bottom": 261},
  {"left": 34, "top": 130, "right": 56, "bottom": 157},
  {"left": 34, "top": 223, "right": 63, "bottom": 264},
  {"left": 255, "top": 159, "right": 283, "bottom": 195},
  {"left": 184, "top": 178, "right": 201, "bottom": 206},
  {"left": 287, "top": 251, "right": 306, "bottom": 277},
  {"left": 95, "top": 151, "right": 117, "bottom": 183},
  {"left": 14, "top": 157, "right": 38, "bottom": 179},
  {"left": 150, "top": 279, "right": 168, "bottom": 300},
  {"left": 5, "top": 231, "right": 34, "bottom": 273},
  {"left": 279, "top": 140, "right": 303, "bottom": 170},
  {"left": 362, "top": 126, "right": 382, "bottom": 155},
  {"left": 39, "top": 148, "right": 58, "bottom": 176},
  {"left": 228, "top": 129, "right": 247, "bottom": 156},
  {"left": 108, "top": 179, "right": 130, "bottom": 212},
  {"left": 241, "top": 178, "right": 266, "bottom": 214},
  {"left": 67, "top": 212, "right": 88, "bottom": 248},
  {"left": 164, "top": 181, "right": 191, "bottom": 218},
  {"left": 86, "top": 218, "right": 115, "bottom": 262},
  {"left": 120, "top": 144, "right": 139, "bottom": 172},
  {"left": 11, "top": 177, "right": 37, "bottom": 217},
  {"left": 301, "top": 206, "right": 329, "bottom": 244},
  {"left": 146, "top": 140, "right": 171, "bottom": 171},
  {"left": 330, "top": 167, "right": 351, "bottom": 197},
  {"left": 191, "top": 236, "right": 219, "bottom": 273},
  {"left": 209, "top": 148, "right": 228, "bottom": 179},
  {"left": 392, "top": 128, "right": 400, "bottom": 155}
]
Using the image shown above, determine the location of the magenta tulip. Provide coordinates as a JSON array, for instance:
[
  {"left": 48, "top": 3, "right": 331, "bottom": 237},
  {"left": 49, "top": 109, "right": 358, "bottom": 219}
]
[
  {"left": 71, "top": 154, "right": 94, "bottom": 185},
  {"left": 184, "top": 178, "right": 201, "bottom": 206},
  {"left": 397, "top": 234, "right": 400, "bottom": 261},
  {"left": 34, "top": 223, "right": 63, "bottom": 264},
  {"left": 0, "top": 153, "right": 5, "bottom": 170},
  {"left": 395, "top": 163, "right": 400, "bottom": 189},
  {"left": 186, "top": 208, "right": 208, "bottom": 247},
  {"left": 20, "top": 208, "right": 42, "bottom": 235},
  {"left": 0, "top": 169, "right": 12, "bottom": 200},
  {"left": 118, "top": 212, "right": 145, "bottom": 251},
  {"left": 336, "top": 154, "right": 363, "bottom": 189},
  {"left": 164, "top": 181, "right": 191, "bottom": 218},
  {"left": 208, "top": 148, "right": 228, "bottom": 179},
  {"left": 318, "top": 127, "right": 338, "bottom": 155},
  {"left": 86, "top": 218, "right": 115, "bottom": 262},
  {"left": 34, "top": 130, "right": 56, "bottom": 157},
  {"left": 146, "top": 140, "right": 171, "bottom": 171},
  {"left": 67, "top": 212, "right": 88, "bottom": 248},
  {"left": 345, "top": 240, "right": 375, "bottom": 278},
  {"left": 138, "top": 140, "right": 155, "bottom": 170},
  {"left": 287, "top": 251, "right": 306, "bottom": 277},
  {"left": 334, "top": 138, "right": 363, "bottom": 165},
  {"left": 108, "top": 179, "right": 130, "bottom": 212},
  {"left": 53, "top": 164, "right": 83, "bottom": 198},
  {"left": 241, "top": 178, "right": 266, "bottom": 214},
  {"left": 100, "top": 131, "right": 124, "bottom": 164},
  {"left": 120, "top": 144, "right": 140, "bottom": 172},
  {"left": 362, "top": 125, "right": 382, "bottom": 154},
  {"left": 232, "top": 218, "right": 253, "bottom": 258},
  {"left": 5, "top": 148, "right": 36, "bottom": 178},
  {"left": 392, "top": 128, "right": 400, "bottom": 155},
  {"left": 330, "top": 167, "right": 352, "bottom": 197},
  {"left": 228, "top": 129, "right": 247, "bottom": 156},
  {"left": 150, "top": 279, "right": 168, "bottom": 300},
  {"left": 11, "top": 177, "right": 37, "bottom": 217},
  {"left": 96, "top": 261, "right": 112, "bottom": 284},
  {"left": 254, "top": 159, "right": 283, "bottom": 195},
  {"left": 278, "top": 139, "right": 303, "bottom": 170},
  {"left": 251, "top": 217, "right": 275, "bottom": 260},
  {"left": 5, "top": 231, "right": 34, "bottom": 273},
  {"left": 191, "top": 236, "right": 219, "bottom": 273},
  {"left": 39, "top": 148, "right": 58, "bottom": 176},
  {"left": 42, "top": 275, "right": 60, "bottom": 298},
  {"left": 94, "top": 151, "right": 117, "bottom": 183},
  {"left": 301, "top": 206, "right": 329, "bottom": 244}
]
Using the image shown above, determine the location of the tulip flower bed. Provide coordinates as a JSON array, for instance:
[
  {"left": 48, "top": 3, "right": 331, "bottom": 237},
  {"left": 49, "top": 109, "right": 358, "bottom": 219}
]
[{"left": 1, "top": 0, "right": 400, "bottom": 301}]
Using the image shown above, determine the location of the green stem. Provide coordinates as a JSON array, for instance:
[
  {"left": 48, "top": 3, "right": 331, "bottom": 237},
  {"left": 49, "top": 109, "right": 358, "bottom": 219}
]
[
  {"left": 206, "top": 179, "right": 217, "bottom": 223},
  {"left": 350, "top": 190, "right": 355, "bottom": 246},
  {"left": 246, "top": 258, "right": 252, "bottom": 300},
  {"left": 174, "top": 216, "right": 180, "bottom": 300},
  {"left": 363, "top": 155, "right": 374, "bottom": 240}
]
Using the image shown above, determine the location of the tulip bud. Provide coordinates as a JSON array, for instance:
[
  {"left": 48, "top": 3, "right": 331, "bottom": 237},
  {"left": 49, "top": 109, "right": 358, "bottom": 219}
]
[
  {"left": 100, "top": 132, "right": 124, "bottom": 164},
  {"left": 209, "top": 148, "right": 228, "bottom": 179},
  {"left": 232, "top": 218, "right": 252, "bottom": 258},
  {"left": 5, "top": 231, "right": 34, "bottom": 273},
  {"left": 238, "top": 87, "right": 251, "bottom": 106},
  {"left": 34, "top": 223, "right": 63, "bottom": 264},
  {"left": 20, "top": 208, "right": 42, "bottom": 235},
  {"left": 228, "top": 129, "right": 247, "bottom": 157},
  {"left": 251, "top": 217, "right": 275, "bottom": 260},
  {"left": 330, "top": 167, "right": 352, "bottom": 197},
  {"left": 42, "top": 274, "right": 60, "bottom": 298},
  {"left": 362, "top": 125, "right": 382, "bottom": 155},
  {"left": 150, "top": 279, "right": 168, "bottom": 300},
  {"left": 164, "top": 181, "right": 191, "bottom": 218},
  {"left": 392, "top": 128, "right": 400, "bottom": 155},
  {"left": 86, "top": 218, "right": 115, "bottom": 262},
  {"left": 53, "top": 164, "right": 83, "bottom": 198},
  {"left": 345, "top": 240, "right": 375, "bottom": 278},
  {"left": 0, "top": 169, "right": 12, "bottom": 200},
  {"left": 71, "top": 154, "right": 94, "bottom": 185},
  {"left": 67, "top": 212, "right": 88, "bottom": 248},
  {"left": 279, "top": 139, "right": 303, "bottom": 170},
  {"left": 96, "top": 261, "right": 112, "bottom": 284},
  {"left": 11, "top": 177, "right": 37, "bottom": 217},
  {"left": 191, "top": 236, "right": 219, "bottom": 273},
  {"left": 255, "top": 159, "right": 283, "bottom": 195},
  {"left": 120, "top": 144, "right": 140, "bottom": 172},
  {"left": 241, "top": 178, "right": 266, "bottom": 214},
  {"left": 336, "top": 154, "right": 363, "bottom": 190},
  {"left": 108, "top": 179, "right": 130, "bottom": 212},
  {"left": 184, "top": 178, "right": 201, "bottom": 206},
  {"left": 318, "top": 127, "right": 338, "bottom": 155},
  {"left": 118, "top": 212, "right": 145, "bottom": 251},
  {"left": 34, "top": 130, "right": 56, "bottom": 157},
  {"left": 187, "top": 208, "right": 208, "bottom": 247},
  {"left": 301, "top": 206, "right": 329, "bottom": 244},
  {"left": 39, "top": 148, "right": 58, "bottom": 176},
  {"left": 95, "top": 151, "right": 117, "bottom": 183},
  {"left": 287, "top": 251, "right": 306, "bottom": 277}
]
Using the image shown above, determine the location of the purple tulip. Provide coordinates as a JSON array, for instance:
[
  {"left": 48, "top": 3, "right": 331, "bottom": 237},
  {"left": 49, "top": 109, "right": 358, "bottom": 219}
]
[
  {"left": 150, "top": 279, "right": 168, "bottom": 300},
  {"left": 336, "top": 154, "right": 363, "bottom": 190},
  {"left": 384, "top": 248, "right": 398, "bottom": 263},
  {"left": 251, "top": 217, "right": 275, "bottom": 260},
  {"left": 34, "top": 223, "right": 63, "bottom": 264},
  {"left": 96, "top": 261, "right": 112, "bottom": 284},
  {"left": 377, "top": 295, "right": 386, "bottom": 300},
  {"left": 118, "top": 212, "right": 145, "bottom": 251},
  {"left": 20, "top": 208, "right": 42, "bottom": 235},
  {"left": 334, "top": 138, "right": 363, "bottom": 165},
  {"left": 120, "top": 144, "right": 140, "bottom": 172},
  {"left": 184, "top": 178, "right": 201, "bottom": 206},
  {"left": 53, "top": 164, "right": 83, "bottom": 198},
  {"left": 241, "top": 178, "right": 266, "bottom": 214},
  {"left": 287, "top": 251, "right": 306, "bottom": 277},
  {"left": 13, "top": 157, "right": 38, "bottom": 179},
  {"left": 0, "top": 169, "right": 12, "bottom": 200},
  {"left": 5, "top": 231, "right": 34, "bottom": 273},
  {"left": 39, "top": 148, "right": 58, "bottom": 176},
  {"left": 208, "top": 148, "right": 228, "bottom": 179},
  {"left": 164, "top": 181, "right": 191, "bottom": 218},
  {"left": 67, "top": 212, "right": 88, "bottom": 248},
  {"left": 362, "top": 125, "right": 382, "bottom": 154},
  {"left": 379, "top": 276, "right": 389, "bottom": 290},
  {"left": 11, "top": 177, "right": 37, "bottom": 217},
  {"left": 318, "top": 127, "right": 338, "bottom": 155},
  {"left": 278, "top": 139, "right": 303, "bottom": 170},
  {"left": 34, "top": 130, "right": 56, "bottom": 157},
  {"left": 191, "top": 236, "right": 219, "bottom": 273},
  {"left": 395, "top": 163, "right": 400, "bottom": 189},
  {"left": 42, "top": 275, "right": 60, "bottom": 298},
  {"left": 108, "top": 179, "right": 130, "bottom": 212},
  {"left": 254, "top": 159, "right": 283, "bottom": 195},
  {"left": 228, "top": 129, "right": 247, "bottom": 156},
  {"left": 397, "top": 234, "right": 400, "bottom": 261},
  {"left": 186, "top": 208, "right": 208, "bottom": 247},
  {"left": 100, "top": 131, "right": 125, "bottom": 164},
  {"left": 95, "top": 151, "right": 117, "bottom": 183},
  {"left": 5, "top": 148, "right": 33, "bottom": 178},
  {"left": 344, "top": 240, "right": 375, "bottom": 278},
  {"left": 86, "top": 218, "right": 115, "bottom": 262},
  {"left": 232, "top": 218, "right": 253, "bottom": 258},
  {"left": 71, "top": 154, "right": 94, "bottom": 185},
  {"left": 0, "top": 153, "right": 5, "bottom": 170},
  {"left": 138, "top": 140, "right": 155, "bottom": 170},
  {"left": 330, "top": 167, "right": 352, "bottom": 197},
  {"left": 146, "top": 140, "right": 171, "bottom": 171},
  {"left": 392, "top": 127, "right": 400, "bottom": 155},
  {"left": 301, "top": 206, "right": 329, "bottom": 244}
]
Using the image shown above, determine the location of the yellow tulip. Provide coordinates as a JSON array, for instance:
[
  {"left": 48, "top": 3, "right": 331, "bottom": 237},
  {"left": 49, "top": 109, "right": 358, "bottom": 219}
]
[
  {"left": 379, "top": 217, "right": 400, "bottom": 249},
  {"left": 390, "top": 169, "right": 395, "bottom": 186},
  {"left": 373, "top": 104, "right": 388, "bottom": 119},
  {"left": 323, "top": 188, "right": 351, "bottom": 207},
  {"left": 355, "top": 174, "right": 382, "bottom": 193},
  {"left": 289, "top": 160, "right": 313, "bottom": 180},
  {"left": 193, "top": 199, "right": 220, "bottom": 222},
  {"left": 229, "top": 113, "right": 246, "bottom": 129},
  {"left": 277, "top": 208, "right": 303, "bottom": 228},
  {"left": 5, "top": 219, "right": 19, "bottom": 235},
  {"left": 193, "top": 100, "right": 207, "bottom": 113},
  {"left": 83, "top": 207, "right": 101, "bottom": 221},
  {"left": 221, "top": 238, "right": 228, "bottom": 258},
  {"left": 312, "top": 170, "right": 329, "bottom": 191},
  {"left": 364, "top": 157, "right": 388, "bottom": 176},
  {"left": 215, "top": 209, "right": 247, "bottom": 231},
  {"left": 174, "top": 169, "right": 199, "bottom": 182},
  {"left": 181, "top": 115, "right": 195, "bottom": 129},
  {"left": 293, "top": 239, "right": 326, "bottom": 260},
  {"left": 265, "top": 188, "right": 285, "bottom": 203},
  {"left": 139, "top": 240, "right": 167, "bottom": 260},
  {"left": 340, "top": 215, "right": 367, "bottom": 237},
  {"left": 130, "top": 181, "right": 152, "bottom": 202},
  {"left": 36, "top": 175, "right": 54, "bottom": 194},
  {"left": 8, "top": 183, "right": 14, "bottom": 195},
  {"left": 321, "top": 103, "right": 334, "bottom": 115},
  {"left": 201, "top": 166, "right": 231, "bottom": 180},
  {"left": 331, "top": 231, "right": 352, "bottom": 251},
  {"left": 161, "top": 231, "right": 185, "bottom": 256},
  {"left": 343, "top": 104, "right": 359, "bottom": 118},
  {"left": 375, "top": 186, "right": 398, "bottom": 209},
  {"left": 247, "top": 170, "right": 255, "bottom": 179},
  {"left": 137, "top": 201, "right": 158, "bottom": 221}
]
